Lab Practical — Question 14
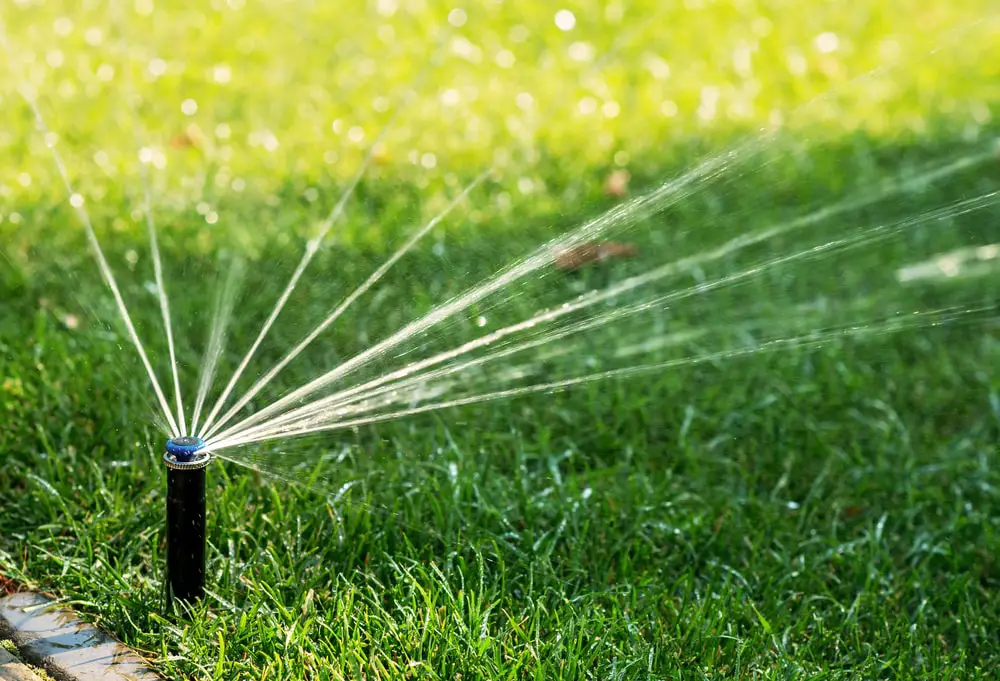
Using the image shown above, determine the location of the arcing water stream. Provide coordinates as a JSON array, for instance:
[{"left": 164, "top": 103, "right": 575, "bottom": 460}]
[{"left": 1, "top": 7, "right": 998, "bottom": 491}]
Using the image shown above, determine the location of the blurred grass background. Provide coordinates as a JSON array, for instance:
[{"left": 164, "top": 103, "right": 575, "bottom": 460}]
[{"left": 1, "top": 0, "right": 998, "bottom": 250}]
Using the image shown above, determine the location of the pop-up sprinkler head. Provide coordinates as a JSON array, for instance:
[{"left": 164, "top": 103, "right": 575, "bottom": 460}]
[
  {"left": 165, "top": 436, "right": 211, "bottom": 466},
  {"left": 163, "top": 436, "right": 210, "bottom": 606}
]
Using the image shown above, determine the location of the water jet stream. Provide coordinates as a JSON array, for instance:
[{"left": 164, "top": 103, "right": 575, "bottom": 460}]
[
  {"left": 209, "top": 305, "right": 998, "bottom": 451},
  {"left": 210, "top": 188, "right": 1000, "bottom": 447},
  {"left": 197, "top": 48, "right": 441, "bottom": 437},
  {"left": 201, "top": 168, "right": 494, "bottom": 440},
  {"left": 207, "top": 142, "right": 748, "bottom": 440},
  {"left": 190, "top": 257, "right": 245, "bottom": 436},
  {"left": 112, "top": 8, "right": 188, "bottom": 435},
  {"left": 138, "top": 130, "right": 187, "bottom": 437},
  {"left": 210, "top": 148, "right": 997, "bottom": 445},
  {"left": 1, "top": 29, "right": 181, "bottom": 437}
]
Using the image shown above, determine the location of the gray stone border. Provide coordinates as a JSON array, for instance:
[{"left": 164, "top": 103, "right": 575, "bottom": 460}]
[
  {"left": 1, "top": 644, "right": 48, "bottom": 681},
  {"left": 0, "top": 593, "right": 161, "bottom": 681}
]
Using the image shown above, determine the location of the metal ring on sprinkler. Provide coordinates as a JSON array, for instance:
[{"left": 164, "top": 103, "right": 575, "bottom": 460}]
[{"left": 163, "top": 436, "right": 212, "bottom": 470}]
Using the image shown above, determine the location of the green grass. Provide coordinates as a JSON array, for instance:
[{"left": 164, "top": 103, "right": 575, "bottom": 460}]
[{"left": 2, "top": 1, "right": 1000, "bottom": 679}]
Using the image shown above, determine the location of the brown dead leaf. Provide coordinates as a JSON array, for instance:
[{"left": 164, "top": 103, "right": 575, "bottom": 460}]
[
  {"left": 603, "top": 169, "right": 631, "bottom": 198},
  {"left": 553, "top": 241, "right": 638, "bottom": 271},
  {"left": 170, "top": 124, "right": 206, "bottom": 149},
  {"left": 169, "top": 132, "right": 195, "bottom": 148}
]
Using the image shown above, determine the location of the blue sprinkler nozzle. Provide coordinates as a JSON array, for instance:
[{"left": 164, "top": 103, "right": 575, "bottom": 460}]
[{"left": 165, "top": 436, "right": 207, "bottom": 464}]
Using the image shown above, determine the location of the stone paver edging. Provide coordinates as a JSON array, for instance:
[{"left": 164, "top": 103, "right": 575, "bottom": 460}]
[
  {"left": 0, "top": 645, "right": 47, "bottom": 681},
  {"left": 0, "top": 593, "right": 161, "bottom": 681}
]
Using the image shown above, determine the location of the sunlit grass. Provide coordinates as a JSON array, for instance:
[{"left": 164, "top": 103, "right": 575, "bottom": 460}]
[
  {"left": 1, "top": 0, "right": 1000, "bottom": 679},
  {"left": 1, "top": 1, "right": 997, "bottom": 243}
]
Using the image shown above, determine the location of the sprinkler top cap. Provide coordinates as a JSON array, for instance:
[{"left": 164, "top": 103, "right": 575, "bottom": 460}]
[{"left": 166, "top": 436, "right": 207, "bottom": 463}]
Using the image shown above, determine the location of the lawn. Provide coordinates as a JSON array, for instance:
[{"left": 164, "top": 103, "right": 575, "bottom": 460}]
[{"left": 2, "top": 1, "right": 1000, "bottom": 679}]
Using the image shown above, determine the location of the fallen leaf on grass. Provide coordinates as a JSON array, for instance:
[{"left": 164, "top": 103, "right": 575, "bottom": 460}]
[
  {"left": 170, "top": 124, "right": 206, "bottom": 149},
  {"left": 603, "top": 169, "right": 631, "bottom": 198},
  {"left": 553, "top": 242, "right": 638, "bottom": 271}
]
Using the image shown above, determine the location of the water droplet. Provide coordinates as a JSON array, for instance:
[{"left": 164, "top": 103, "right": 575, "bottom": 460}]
[
  {"left": 148, "top": 58, "right": 167, "bottom": 77},
  {"left": 568, "top": 42, "right": 593, "bottom": 61},
  {"left": 212, "top": 64, "right": 232, "bottom": 84},
  {"left": 450, "top": 36, "right": 482, "bottom": 62},
  {"left": 84, "top": 27, "right": 103, "bottom": 45},
  {"left": 752, "top": 17, "right": 772, "bottom": 37},
  {"left": 69, "top": 193, "right": 84, "bottom": 208},
  {"left": 733, "top": 44, "right": 753, "bottom": 76},
  {"left": 53, "top": 17, "right": 73, "bottom": 36},
  {"left": 476, "top": 316, "right": 487, "bottom": 327},
  {"left": 937, "top": 255, "right": 960, "bottom": 277},
  {"left": 814, "top": 32, "right": 840, "bottom": 54},
  {"left": 787, "top": 49, "right": 807, "bottom": 76},
  {"left": 697, "top": 86, "right": 719, "bottom": 121},
  {"left": 977, "top": 244, "right": 998, "bottom": 260},
  {"left": 554, "top": 9, "right": 576, "bottom": 31}
]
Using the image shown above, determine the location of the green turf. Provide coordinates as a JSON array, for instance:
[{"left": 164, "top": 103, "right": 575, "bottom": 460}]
[{"left": 2, "top": 1, "right": 1000, "bottom": 679}]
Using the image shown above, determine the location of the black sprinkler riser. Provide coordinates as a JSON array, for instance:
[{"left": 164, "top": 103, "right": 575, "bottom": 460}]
[{"left": 163, "top": 436, "right": 210, "bottom": 606}]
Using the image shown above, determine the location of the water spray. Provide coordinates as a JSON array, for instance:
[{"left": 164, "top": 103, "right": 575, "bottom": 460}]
[{"left": 163, "top": 436, "right": 210, "bottom": 605}]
